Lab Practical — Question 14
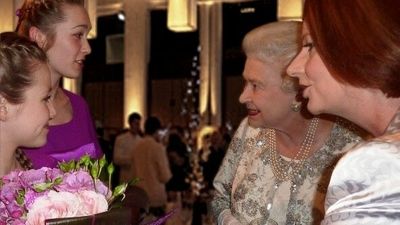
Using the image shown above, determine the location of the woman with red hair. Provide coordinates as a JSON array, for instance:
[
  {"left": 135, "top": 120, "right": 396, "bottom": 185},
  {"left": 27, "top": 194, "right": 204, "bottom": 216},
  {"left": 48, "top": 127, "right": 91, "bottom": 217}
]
[{"left": 288, "top": 0, "right": 400, "bottom": 223}]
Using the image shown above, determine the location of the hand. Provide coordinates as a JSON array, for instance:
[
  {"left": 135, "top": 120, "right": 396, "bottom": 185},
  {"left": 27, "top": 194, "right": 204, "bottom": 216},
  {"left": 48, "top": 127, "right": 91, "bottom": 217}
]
[{"left": 219, "top": 209, "right": 242, "bottom": 225}]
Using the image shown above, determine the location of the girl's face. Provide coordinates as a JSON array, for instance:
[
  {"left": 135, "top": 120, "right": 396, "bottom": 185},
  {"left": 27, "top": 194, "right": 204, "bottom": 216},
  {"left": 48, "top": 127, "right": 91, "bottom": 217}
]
[
  {"left": 287, "top": 23, "right": 347, "bottom": 116},
  {"left": 46, "top": 4, "right": 92, "bottom": 81},
  {"left": 6, "top": 63, "right": 56, "bottom": 148},
  {"left": 239, "top": 57, "right": 295, "bottom": 129}
]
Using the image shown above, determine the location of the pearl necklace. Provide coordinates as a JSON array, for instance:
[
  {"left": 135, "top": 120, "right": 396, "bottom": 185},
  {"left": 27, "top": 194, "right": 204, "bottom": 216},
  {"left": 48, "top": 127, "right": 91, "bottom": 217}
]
[{"left": 267, "top": 118, "right": 319, "bottom": 183}]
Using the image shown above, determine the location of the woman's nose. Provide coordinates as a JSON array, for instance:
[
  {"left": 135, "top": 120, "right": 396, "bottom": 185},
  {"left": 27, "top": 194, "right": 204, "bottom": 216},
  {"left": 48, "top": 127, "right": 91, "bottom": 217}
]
[
  {"left": 239, "top": 86, "right": 249, "bottom": 104},
  {"left": 287, "top": 53, "right": 303, "bottom": 78},
  {"left": 82, "top": 38, "right": 92, "bottom": 55},
  {"left": 48, "top": 101, "right": 56, "bottom": 120}
]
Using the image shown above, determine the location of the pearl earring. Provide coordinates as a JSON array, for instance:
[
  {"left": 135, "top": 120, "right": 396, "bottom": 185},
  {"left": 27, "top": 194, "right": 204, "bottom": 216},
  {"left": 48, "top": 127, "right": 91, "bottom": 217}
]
[{"left": 290, "top": 100, "right": 302, "bottom": 112}]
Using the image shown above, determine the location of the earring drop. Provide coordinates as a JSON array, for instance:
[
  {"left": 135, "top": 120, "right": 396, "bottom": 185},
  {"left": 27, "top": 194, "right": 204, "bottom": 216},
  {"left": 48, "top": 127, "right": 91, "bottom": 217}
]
[{"left": 290, "top": 100, "right": 302, "bottom": 112}]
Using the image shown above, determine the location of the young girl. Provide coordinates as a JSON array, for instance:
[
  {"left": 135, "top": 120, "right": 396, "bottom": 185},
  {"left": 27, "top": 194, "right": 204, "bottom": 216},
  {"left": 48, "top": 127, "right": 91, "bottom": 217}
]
[
  {"left": 16, "top": 0, "right": 103, "bottom": 168},
  {"left": 0, "top": 32, "right": 55, "bottom": 176}
]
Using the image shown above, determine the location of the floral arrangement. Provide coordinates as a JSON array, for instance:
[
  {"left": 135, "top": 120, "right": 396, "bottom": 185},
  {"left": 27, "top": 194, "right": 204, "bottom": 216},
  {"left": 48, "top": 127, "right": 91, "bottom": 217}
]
[{"left": 0, "top": 155, "right": 129, "bottom": 225}]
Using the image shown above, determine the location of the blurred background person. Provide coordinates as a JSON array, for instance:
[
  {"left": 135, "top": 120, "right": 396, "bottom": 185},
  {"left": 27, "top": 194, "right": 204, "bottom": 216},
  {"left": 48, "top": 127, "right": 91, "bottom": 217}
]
[
  {"left": 165, "top": 129, "right": 192, "bottom": 225},
  {"left": 201, "top": 129, "right": 229, "bottom": 189},
  {"left": 193, "top": 128, "right": 230, "bottom": 225},
  {"left": 113, "top": 112, "right": 142, "bottom": 183},
  {"left": 130, "top": 116, "right": 172, "bottom": 218},
  {"left": 166, "top": 132, "right": 191, "bottom": 193}
]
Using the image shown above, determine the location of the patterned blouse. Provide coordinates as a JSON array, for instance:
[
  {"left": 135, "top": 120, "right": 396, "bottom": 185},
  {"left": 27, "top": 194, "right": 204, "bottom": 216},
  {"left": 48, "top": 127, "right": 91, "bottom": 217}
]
[
  {"left": 210, "top": 117, "right": 362, "bottom": 225},
  {"left": 322, "top": 108, "right": 400, "bottom": 224}
]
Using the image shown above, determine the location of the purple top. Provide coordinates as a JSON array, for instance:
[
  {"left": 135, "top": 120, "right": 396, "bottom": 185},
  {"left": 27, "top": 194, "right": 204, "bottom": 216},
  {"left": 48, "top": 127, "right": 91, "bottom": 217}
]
[{"left": 23, "top": 89, "right": 103, "bottom": 169}]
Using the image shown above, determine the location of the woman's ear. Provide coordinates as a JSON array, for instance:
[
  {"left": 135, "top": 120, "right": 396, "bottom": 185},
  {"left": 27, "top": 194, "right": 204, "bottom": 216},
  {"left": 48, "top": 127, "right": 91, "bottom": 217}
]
[
  {"left": 29, "top": 26, "right": 47, "bottom": 49},
  {"left": 0, "top": 97, "right": 8, "bottom": 121}
]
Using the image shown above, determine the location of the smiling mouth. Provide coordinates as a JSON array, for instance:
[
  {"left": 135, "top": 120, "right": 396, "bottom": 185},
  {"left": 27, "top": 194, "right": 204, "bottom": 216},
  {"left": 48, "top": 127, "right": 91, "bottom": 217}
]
[
  {"left": 247, "top": 108, "right": 260, "bottom": 116},
  {"left": 75, "top": 60, "right": 84, "bottom": 65}
]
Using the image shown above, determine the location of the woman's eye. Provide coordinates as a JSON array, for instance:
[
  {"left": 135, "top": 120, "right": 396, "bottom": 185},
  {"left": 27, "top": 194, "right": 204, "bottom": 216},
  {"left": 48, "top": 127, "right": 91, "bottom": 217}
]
[
  {"left": 303, "top": 42, "right": 314, "bottom": 53},
  {"left": 43, "top": 95, "right": 51, "bottom": 102},
  {"left": 74, "top": 33, "right": 84, "bottom": 39}
]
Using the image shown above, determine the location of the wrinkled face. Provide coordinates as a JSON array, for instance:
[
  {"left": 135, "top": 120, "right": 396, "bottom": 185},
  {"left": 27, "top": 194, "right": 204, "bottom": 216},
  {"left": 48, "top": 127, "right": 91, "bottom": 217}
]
[
  {"left": 287, "top": 22, "right": 347, "bottom": 115},
  {"left": 6, "top": 62, "right": 56, "bottom": 148},
  {"left": 239, "top": 57, "right": 294, "bottom": 128},
  {"left": 46, "top": 4, "right": 92, "bottom": 81}
]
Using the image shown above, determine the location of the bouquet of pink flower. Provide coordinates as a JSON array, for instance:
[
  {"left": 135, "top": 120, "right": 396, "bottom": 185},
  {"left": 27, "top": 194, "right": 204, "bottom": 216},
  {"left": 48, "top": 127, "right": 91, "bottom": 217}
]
[{"left": 0, "top": 155, "right": 129, "bottom": 225}]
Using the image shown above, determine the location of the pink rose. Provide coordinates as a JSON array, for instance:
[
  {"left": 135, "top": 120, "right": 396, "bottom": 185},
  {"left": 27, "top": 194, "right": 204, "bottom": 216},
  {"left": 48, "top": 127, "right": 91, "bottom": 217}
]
[
  {"left": 77, "top": 190, "right": 108, "bottom": 215},
  {"left": 26, "top": 190, "right": 108, "bottom": 225},
  {"left": 26, "top": 191, "right": 82, "bottom": 225}
]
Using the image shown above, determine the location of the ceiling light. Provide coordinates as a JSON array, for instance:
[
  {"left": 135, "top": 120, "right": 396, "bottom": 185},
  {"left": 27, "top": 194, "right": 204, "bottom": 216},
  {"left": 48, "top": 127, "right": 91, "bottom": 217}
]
[
  {"left": 167, "top": 0, "right": 197, "bottom": 32},
  {"left": 117, "top": 11, "right": 125, "bottom": 21}
]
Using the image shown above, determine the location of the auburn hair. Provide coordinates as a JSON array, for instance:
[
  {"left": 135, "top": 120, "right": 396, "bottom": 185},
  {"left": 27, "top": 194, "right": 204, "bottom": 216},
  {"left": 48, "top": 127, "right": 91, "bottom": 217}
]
[{"left": 304, "top": 0, "right": 400, "bottom": 97}]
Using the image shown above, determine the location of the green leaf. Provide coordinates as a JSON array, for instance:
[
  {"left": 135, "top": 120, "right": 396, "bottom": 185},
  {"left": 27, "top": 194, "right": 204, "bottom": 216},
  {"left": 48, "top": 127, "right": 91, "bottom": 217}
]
[
  {"left": 99, "top": 155, "right": 107, "bottom": 168},
  {"left": 58, "top": 162, "right": 69, "bottom": 172},
  {"left": 53, "top": 177, "right": 63, "bottom": 185},
  {"left": 33, "top": 182, "right": 53, "bottom": 192},
  {"left": 98, "top": 156, "right": 107, "bottom": 177},
  {"left": 79, "top": 154, "right": 91, "bottom": 170},
  {"left": 128, "top": 177, "right": 140, "bottom": 186},
  {"left": 90, "top": 161, "right": 99, "bottom": 179},
  {"left": 107, "top": 163, "right": 115, "bottom": 177},
  {"left": 112, "top": 183, "right": 128, "bottom": 198},
  {"left": 16, "top": 189, "right": 25, "bottom": 205}
]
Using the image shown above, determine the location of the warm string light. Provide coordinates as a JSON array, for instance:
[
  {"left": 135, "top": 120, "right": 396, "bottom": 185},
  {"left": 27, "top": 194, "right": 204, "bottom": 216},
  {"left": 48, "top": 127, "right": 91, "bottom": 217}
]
[
  {"left": 180, "top": 46, "right": 207, "bottom": 196},
  {"left": 181, "top": 45, "right": 201, "bottom": 137}
]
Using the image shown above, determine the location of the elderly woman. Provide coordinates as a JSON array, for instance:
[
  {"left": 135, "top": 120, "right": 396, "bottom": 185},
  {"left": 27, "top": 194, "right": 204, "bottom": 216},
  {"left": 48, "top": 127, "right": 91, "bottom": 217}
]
[
  {"left": 210, "top": 22, "right": 362, "bottom": 225},
  {"left": 287, "top": 0, "right": 400, "bottom": 224}
]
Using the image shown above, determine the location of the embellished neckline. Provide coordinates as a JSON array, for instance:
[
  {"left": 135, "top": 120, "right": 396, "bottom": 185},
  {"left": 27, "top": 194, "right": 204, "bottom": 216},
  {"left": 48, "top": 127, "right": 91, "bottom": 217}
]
[
  {"left": 15, "top": 148, "right": 33, "bottom": 170},
  {"left": 264, "top": 118, "right": 320, "bottom": 183}
]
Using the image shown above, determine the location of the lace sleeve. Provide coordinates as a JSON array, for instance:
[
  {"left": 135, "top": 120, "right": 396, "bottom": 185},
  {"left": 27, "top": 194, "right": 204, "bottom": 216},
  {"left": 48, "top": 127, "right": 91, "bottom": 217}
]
[{"left": 209, "top": 118, "right": 249, "bottom": 222}]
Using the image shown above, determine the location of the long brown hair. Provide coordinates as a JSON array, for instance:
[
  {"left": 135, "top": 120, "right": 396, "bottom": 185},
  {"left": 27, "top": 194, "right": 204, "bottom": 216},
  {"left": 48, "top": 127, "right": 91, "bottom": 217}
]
[
  {"left": 304, "top": 0, "right": 400, "bottom": 97},
  {"left": 15, "top": 0, "right": 84, "bottom": 51}
]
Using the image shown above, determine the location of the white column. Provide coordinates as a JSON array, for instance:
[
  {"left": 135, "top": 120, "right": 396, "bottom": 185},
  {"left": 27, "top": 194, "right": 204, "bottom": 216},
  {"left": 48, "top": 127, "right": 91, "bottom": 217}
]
[
  {"left": 199, "top": 2, "right": 222, "bottom": 126},
  {"left": 123, "top": 0, "right": 150, "bottom": 127}
]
